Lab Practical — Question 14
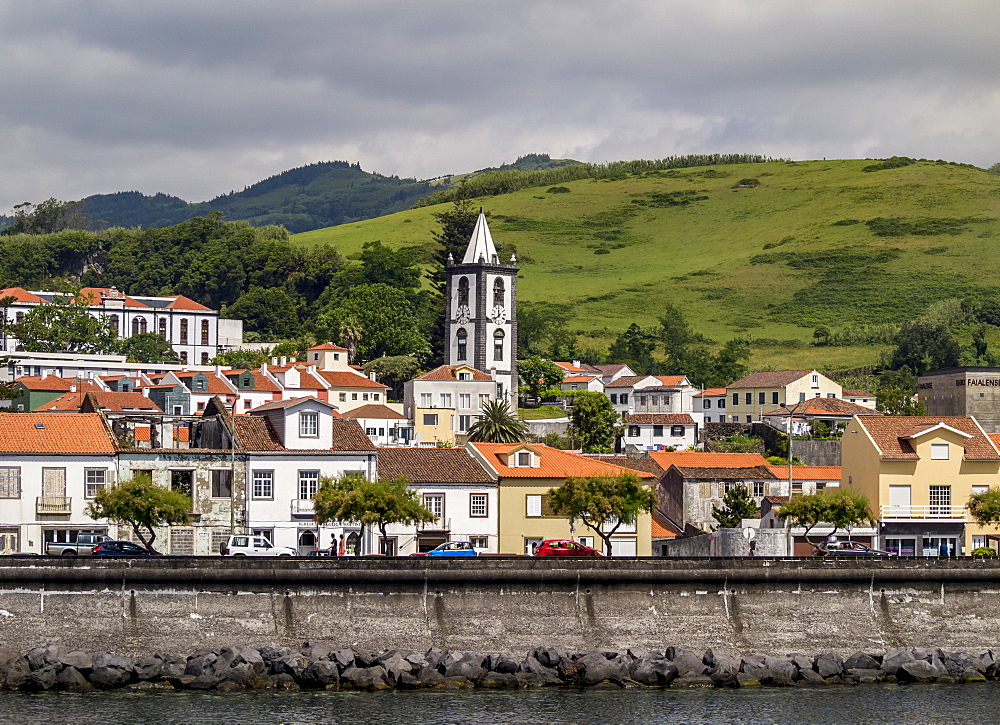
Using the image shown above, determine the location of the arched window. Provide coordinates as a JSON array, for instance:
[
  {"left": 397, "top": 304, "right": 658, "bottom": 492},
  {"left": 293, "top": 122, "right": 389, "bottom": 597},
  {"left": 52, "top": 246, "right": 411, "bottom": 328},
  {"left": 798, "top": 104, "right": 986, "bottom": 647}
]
[
  {"left": 456, "top": 328, "right": 468, "bottom": 361},
  {"left": 200, "top": 352, "right": 210, "bottom": 365},
  {"left": 180, "top": 351, "right": 188, "bottom": 364},
  {"left": 201, "top": 319, "right": 210, "bottom": 345},
  {"left": 158, "top": 318, "right": 168, "bottom": 339},
  {"left": 458, "top": 277, "right": 469, "bottom": 306},
  {"left": 179, "top": 319, "right": 188, "bottom": 344},
  {"left": 493, "top": 329, "right": 505, "bottom": 362},
  {"left": 131, "top": 316, "right": 147, "bottom": 336},
  {"left": 493, "top": 278, "right": 505, "bottom": 307},
  {"left": 108, "top": 314, "right": 119, "bottom": 335}
]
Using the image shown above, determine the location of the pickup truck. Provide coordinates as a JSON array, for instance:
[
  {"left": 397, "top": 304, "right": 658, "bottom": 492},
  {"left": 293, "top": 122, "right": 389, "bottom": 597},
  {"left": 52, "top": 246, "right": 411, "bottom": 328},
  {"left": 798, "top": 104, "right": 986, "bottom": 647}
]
[{"left": 45, "top": 533, "right": 112, "bottom": 556}]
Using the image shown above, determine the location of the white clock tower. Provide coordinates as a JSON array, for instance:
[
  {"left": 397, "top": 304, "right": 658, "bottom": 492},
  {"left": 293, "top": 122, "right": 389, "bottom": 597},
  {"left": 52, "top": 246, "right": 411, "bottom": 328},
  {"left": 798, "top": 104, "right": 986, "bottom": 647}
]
[{"left": 445, "top": 210, "right": 518, "bottom": 409}]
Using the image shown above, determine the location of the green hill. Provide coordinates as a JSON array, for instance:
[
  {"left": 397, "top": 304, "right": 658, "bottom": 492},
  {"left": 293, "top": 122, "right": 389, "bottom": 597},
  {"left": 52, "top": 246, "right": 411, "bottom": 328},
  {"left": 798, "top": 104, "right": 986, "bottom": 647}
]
[{"left": 294, "top": 157, "right": 1000, "bottom": 370}]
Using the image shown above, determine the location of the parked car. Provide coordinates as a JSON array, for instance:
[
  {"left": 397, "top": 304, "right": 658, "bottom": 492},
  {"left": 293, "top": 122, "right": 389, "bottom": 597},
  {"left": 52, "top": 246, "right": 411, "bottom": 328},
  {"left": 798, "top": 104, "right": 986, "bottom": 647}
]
[
  {"left": 533, "top": 540, "right": 604, "bottom": 557},
  {"left": 221, "top": 535, "right": 296, "bottom": 557},
  {"left": 91, "top": 541, "right": 157, "bottom": 557},
  {"left": 45, "top": 533, "right": 112, "bottom": 556},
  {"left": 425, "top": 541, "right": 478, "bottom": 557},
  {"left": 813, "top": 541, "right": 896, "bottom": 557}
]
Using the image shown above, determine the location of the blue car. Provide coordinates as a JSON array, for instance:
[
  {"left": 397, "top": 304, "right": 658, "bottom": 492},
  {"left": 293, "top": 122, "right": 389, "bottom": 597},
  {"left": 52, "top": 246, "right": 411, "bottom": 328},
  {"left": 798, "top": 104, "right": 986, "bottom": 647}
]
[{"left": 425, "top": 541, "right": 478, "bottom": 557}]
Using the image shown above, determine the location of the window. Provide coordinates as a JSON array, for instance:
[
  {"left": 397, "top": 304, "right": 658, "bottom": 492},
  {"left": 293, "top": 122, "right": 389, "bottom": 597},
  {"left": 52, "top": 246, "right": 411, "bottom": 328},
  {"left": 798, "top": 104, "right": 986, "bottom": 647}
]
[
  {"left": 200, "top": 352, "right": 210, "bottom": 365},
  {"left": 469, "top": 535, "right": 488, "bottom": 549},
  {"left": 972, "top": 485, "right": 989, "bottom": 496},
  {"left": 420, "top": 393, "right": 432, "bottom": 408},
  {"left": 458, "top": 415, "right": 472, "bottom": 431},
  {"left": 610, "top": 394, "right": 618, "bottom": 404},
  {"left": 745, "top": 416, "right": 751, "bottom": 423},
  {"left": 351, "top": 393, "right": 358, "bottom": 400},
  {"left": 244, "top": 399, "right": 252, "bottom": 409},
  {"left": 758, "top": 392, "right": 765, "bottom": 405},
  {"left": 338, "top": 392, "right": 347, "bottom": 402},
  {"left": 772, "top": 391, "right": 779, "bottom": 404},
  {"left": 0, "top": 468, "right": 20, "bottom": 498},
  {"left": 826, "top": 393, "right": 835, "bottom": 398},
  {"left": 493, "top": 278, "right": 504, "bottom": 307},
  {"left": 423, "top": 493, "right": 444, "bottom": 522},
  {"left": 811, "top": 374, "right": 819, "bottom": 387},
  {"left": 180, "top": 351, "right": 188, "bottom": 364},
  {"left": 458, "top": 276, "right": 469, "bottom": 306},
  {"left": 298, "top": 471, "right": 319, "bottom": 500},
  {"left": 362, "top": 393, "right": 369, "bottom": 401},
  {"left": 211, "top": 470, "right": 232, "bottom": 498},
  {"left": 423, "top": 413, "right": 438, "bottom": 426},
  {"left": 650, "top": 396, "right": 658, "bottom": 406},
  {"left": 732, "top": 393, "right": 739, "bottom": 406},
  {"left": 479, "top": 394, "right": 490, "bottom": 409},
  {"left": 458, "top": 372, "right": 471, "bottom": 381},
  {"left": 197, "top": 401, "right": 205, "bottom": 411},
  {"left": 493, "top": 329, "right": 504, "bottom": 361},
  {"left": 108, "top": 314, "right": 119, "bottom": 334},
  {"left": 365, "top": 427, "right": 377, "bottom": 436},
  {"left": 440, "top": 393, "right": 452, "bottom": 408},
  {"left": 158, "top": 318, "right": 167, "bottom": 338},
  {"left": 379, "top": 537, "right": 398, "bottom": 556},
  {"left": 373, "top": 394, "right": 380, "bottom": 401},
  {"left": 719, "top": 398, "right": 725, "bottom": 409},
  {"left": 85, "top": 469, "right": 109, "bottom": 498},
  {"left": 798, "top": 392, "right": 806, "bottom": 402},
  {"left": 456, "top": 328, "right": 468, "bottom": 361},
  {"left": 458, "top": 393, "right": 471, "bottom": 409},
  {"left": 517, "top": 452, "right": 532, "bottom": 466},
  {"left": 628, "top": 426, "right": 640, "bottom": 437},
  {"left": 470, "top": 493, "right": 488, "bottom": 518},
  {"left": 620, "top": 393, "right": 628, "bottom": 405},
  {"left": 670, "top": 425, "right": 685, "bottom": 437},
  {"left": 252, "top": 470, "right": 273, "bottom": 499},
  {"left": 299, "top": 412, "right": 319, "bottom": 437},
  {"left": 131, "top": 317, "right": 147, "bottom": 336},
  {"left": 745, "top": 392, "right": 752, "bottom": 405},
  {"left": 731, "top": 415, "right": 739, "bottom": 423},
  {"left": 180, "top": 319, "right": 188, "bottom": 344},
  {"left": 132, "top": 469, "right": 153, "bottom": 482},
  {"left": 929, "top": 485, "right": 951, "bottom": 515},
  {"left": 703, "top": 399, "right": 711, "bottom": 409},
  {"left": 931, "top": 444, "right": 949, "bottom": 460},
  {"left": 652, "top": 425, "right": 663, "bottom": 438},
  {"left": 526, "top": 494, "right": 542, "bottom": 517},
  {"left": 753, "top": 481, "right": 765, "bottom": 497},
  {"left": 201, "top": 320, "right": 210, "bottom": 345}
]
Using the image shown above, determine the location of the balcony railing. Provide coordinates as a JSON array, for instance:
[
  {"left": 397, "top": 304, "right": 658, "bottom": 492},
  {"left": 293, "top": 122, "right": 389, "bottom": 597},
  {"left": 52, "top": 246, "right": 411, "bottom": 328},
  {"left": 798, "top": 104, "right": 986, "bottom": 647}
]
[
  {"left": 418, "top": 517, "right": 451, "bottom": 532},
  {"left": 36, "top": 496, "right": 71, "bottom": 514},
  {"left": 291, "top": 499, "right": 315, "bottom": 517},
  {"left": 880, "top": 504, "right": 967, "bottom": 520}
]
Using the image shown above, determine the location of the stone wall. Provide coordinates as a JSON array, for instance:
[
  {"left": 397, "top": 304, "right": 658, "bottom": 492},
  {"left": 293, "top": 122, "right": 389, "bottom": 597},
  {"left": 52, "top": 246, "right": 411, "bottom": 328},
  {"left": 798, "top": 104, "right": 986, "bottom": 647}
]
[{"left": 2, "top": 557, "right": 1000, "bottom": 658}]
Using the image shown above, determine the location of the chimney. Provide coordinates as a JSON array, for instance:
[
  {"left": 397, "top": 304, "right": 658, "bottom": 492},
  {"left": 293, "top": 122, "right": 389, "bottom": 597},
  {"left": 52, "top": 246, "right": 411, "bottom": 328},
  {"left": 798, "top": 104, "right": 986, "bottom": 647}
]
[
  {"left": 369, "top": 372, "right": 377, "bottom": 381},
  {"left": 280, "top": 356, "right": 287, "bottom": 366},
  {"left": 572, "top": 360, "right": 581, "bottom": 369},
  {"left": 70, "top": 384, "right": 76, "bottom": 393},
  {"left": 40, "top": 370, "right": 47, "bottom": 379},
  {"left": 270, "top": 357, "right": 278, "bottom": 366}
]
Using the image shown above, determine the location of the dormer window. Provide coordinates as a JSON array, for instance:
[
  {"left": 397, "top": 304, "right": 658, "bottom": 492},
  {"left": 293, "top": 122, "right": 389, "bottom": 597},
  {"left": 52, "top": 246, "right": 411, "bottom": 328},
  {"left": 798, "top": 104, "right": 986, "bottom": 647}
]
[
  {"left": 458, "top": 371, "right": 471, "bottom": 381},
  {"left": 518, "top": 452, "right": 531, "bottom": 466},
  {"left": 931, "top": 443, "right": 949, "bottom": 460},
  {"left": 242, "top": 376, "right": 251, "bottom": 388},
  {"left": 299, "top": 411, "right": 319, "bottom": 437}
]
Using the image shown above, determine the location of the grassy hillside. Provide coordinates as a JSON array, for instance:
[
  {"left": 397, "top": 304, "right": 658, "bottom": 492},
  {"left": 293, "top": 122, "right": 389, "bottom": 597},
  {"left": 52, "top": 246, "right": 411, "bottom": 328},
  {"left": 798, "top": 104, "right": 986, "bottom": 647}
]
[{"left": 293, "top": 158, "right": 1000, "bottom": 370}]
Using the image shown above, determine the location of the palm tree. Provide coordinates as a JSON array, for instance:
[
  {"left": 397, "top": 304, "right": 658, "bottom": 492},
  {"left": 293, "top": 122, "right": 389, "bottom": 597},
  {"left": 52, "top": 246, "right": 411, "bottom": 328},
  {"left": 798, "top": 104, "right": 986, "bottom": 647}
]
[
  {"left": 338, "top": 317, "right": 363, "bottom": 364},
  {"left": 466, "top": 400, "right": 528, "bottom": 443}
]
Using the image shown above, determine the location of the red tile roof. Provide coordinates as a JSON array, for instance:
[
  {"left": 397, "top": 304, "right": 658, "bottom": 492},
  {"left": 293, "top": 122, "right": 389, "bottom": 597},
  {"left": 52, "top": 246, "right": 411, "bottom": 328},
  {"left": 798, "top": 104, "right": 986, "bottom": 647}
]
[
  {"left": 78, "top": 287, "right": 147, "bottom": 308},
  {"left": 36, "top": 391, "right": 162, "bottom": 413},
  {"left": 694, "top": 388, "right": 727, "bottom": 397},
  {"left": 728, "top": 370, "right": 814, "bottom": 388},
  {"left": 763, "top": 398, "right": 881, "bottom": 417},
  {"left": 341, "top": 404, "right": 406, "bottom": 420},
  {"left": 0, "top": 413, "right": 116, "bottom": 453},
  {"left": 174, "top": 427, "right": 190, "bottom": 442},
  {"left": 623, "top": 414, "right": 695, "bottom": 425},
  {"left": 249, "top": 397, "right": 338, "bottom": 414},
  {"left": 857, "top": 416, "right": 1000, "bottom": 461},
  {"left": 764, "top": 465, "right": 842, "bottom": 481},
  {"left": 469, "top": 443, "right": 654, "bottom": 479},
  {"left": 562, "top": 375, "right": 597, "bottom": 383},
  {"left": 223, "top": 369, "right": 281, "bottom": 393},
  {"left": 843, "top": 389, "right": 875, "bottom": 398},
  {"left": 605, "top": 375, "right": 652, "bottom": 389},
  {"left": 14, "top": 376, "right": 97, "bottom": 392},
  {"left": 266, "top": 365, "right": 330, "bottom": 390},
  {"left": 651, "top": 510, "right": 679, "bottom": 539},
  {"left": 309, "top": 342, "right": 348, "bottom": 351},
  {"left": 652, "top": 376, "right": 688, "bottom": 386},
  {"left": 164, "top": 294, "right": 212, "bottom": 311},
  {"left": 672, "top": 465, "right": 776, "bottom": 480},
  {"left": 0, "top": 287, "right": 45, "bottom": 303},
  {"left": 317, "top": 370, "right": 389, "bottom": 389},
  {"left": 590, "top": 455, "right": 667, "bottom": 476},
  {"left": 233, "top": 416, "right": 285, "bottom": 452},
  {"left": 171, "top": 372, "right": 236, "bottom": 395},
  {"left": 648, "top": 450, "right": 771, "bottom": 470},
  {"left": 134, "top": 425, "right": 151, "bottom": 442},
  {"left": 416, "top": 365, "right": 493, "bottom": 382},
  {"left": 377, "top": 447, "right": 492, "bottom": 484},
  {"left": 332, "top": 419, "right": 378, "bottom": 452}
]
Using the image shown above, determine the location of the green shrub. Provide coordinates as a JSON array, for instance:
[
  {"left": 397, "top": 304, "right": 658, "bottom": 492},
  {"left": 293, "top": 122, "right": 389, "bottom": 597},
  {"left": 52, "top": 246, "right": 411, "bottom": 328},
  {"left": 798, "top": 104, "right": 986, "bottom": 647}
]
[
  {"left": 831, "top": 219, "right": 860, "bottom": 226},
  {"left": 546, "top": 186, "right": 571, "bottom": 194},
  {"left": 594, "top": 248, "right": 610, "bottom": 255},
  {"left": 733, "top": 178, "right": 760, "bottom": 188},
  {"left": 971, "top": 547, "right": 997, "bottom": 557},
  {"left": 862, "top": 156, "right": 916, "bottom": 172}
]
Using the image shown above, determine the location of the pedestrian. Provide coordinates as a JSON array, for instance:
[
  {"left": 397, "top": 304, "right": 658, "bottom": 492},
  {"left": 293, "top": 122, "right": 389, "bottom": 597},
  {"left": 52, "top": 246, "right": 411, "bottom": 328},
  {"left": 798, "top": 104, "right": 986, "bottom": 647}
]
[
  {"left": 338, "top": 533, "right": 347, "bottom": 557},
  {"left": 328, "top": 537, "right": 338, "bottom": 557}
]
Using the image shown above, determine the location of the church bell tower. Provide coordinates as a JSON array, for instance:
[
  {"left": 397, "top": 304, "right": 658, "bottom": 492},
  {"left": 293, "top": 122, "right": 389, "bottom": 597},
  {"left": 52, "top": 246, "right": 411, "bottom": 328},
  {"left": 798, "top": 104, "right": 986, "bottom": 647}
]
[{"left": 444, "top": 210, "right": 518, "bottom": 409}]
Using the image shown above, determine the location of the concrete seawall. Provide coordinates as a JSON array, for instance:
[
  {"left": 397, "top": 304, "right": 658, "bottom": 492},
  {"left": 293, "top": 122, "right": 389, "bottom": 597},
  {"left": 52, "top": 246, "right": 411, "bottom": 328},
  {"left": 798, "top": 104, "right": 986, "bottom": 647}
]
[{"left": 1, "top": 557, "right": 999, "bottom": 657}]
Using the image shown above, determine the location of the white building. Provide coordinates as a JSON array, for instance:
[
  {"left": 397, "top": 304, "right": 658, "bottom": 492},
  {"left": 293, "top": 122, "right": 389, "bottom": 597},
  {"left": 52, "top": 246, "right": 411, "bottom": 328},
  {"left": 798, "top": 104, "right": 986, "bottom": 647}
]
[
  {"left": 621, "top": 413, "right": 698, "bottom": 451},
  {"left": 236, "top": 397, "right": 378, "bottom": 555},
  {"left": 376, "top": 447, "right": 496, "bottom": 554},
  {"left": 0, "top": 287, "right": 236, "bottom": 365},
  {"left": 693, "top": 388, "right": 728, "bottom": 423},
  {"left": 404, "top": 364, "right": 500, "bottom": 445},
  {"left": 341, "top": 404, "right": 415, "bottom": 447}
]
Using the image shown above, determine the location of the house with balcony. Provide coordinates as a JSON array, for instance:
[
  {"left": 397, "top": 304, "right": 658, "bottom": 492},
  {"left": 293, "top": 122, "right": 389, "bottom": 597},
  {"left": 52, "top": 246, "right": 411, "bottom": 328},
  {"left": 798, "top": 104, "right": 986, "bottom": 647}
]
[
  {"left": 0, "top": 412, "right": 119, "bottom": 554},
  {"left": 842, "top": 415, "right": 1000, "bottom": 556},
  {"left": 726, "top": 370, "right": 842, "bottom": 424},
  {"left": 466, "top": 442, "right": 655, "bottom": 556},
  {"left": 236, "top": 396, "right": 377, "bottom": 555},
  {"left": 620, "top": 413, "right": 697, "bottom": 451},
  {"left": 376, "top": 447, "right": 496, "bottom": 554},
  {"left": 761, "top": 396, "right": 882, "bottom": 435}
]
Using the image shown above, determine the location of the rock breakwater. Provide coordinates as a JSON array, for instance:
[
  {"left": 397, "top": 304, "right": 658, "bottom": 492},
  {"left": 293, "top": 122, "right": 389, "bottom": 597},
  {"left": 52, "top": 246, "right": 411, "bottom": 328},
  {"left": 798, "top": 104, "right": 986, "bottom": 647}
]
[{"left": 0, "top": 644, "right": 997, "bottom": 692}]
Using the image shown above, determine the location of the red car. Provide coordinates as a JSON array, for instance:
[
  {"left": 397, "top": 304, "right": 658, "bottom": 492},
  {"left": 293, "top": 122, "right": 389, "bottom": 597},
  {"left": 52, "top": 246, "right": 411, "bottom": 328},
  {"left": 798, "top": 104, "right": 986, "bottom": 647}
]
[{"left": 533, "top": 540, "right": 603, "bottom": 557}]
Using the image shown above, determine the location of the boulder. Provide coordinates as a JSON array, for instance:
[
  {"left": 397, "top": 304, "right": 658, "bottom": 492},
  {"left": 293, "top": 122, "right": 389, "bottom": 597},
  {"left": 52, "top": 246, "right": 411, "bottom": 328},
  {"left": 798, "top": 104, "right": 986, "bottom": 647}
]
[
  {"left": 630, "top": 654, "right": 678, "bottom": 687},
  {"left": 55, "top": 666, "right": 93, "bottom": 692},
  {"left": 843, "top": 652, "right": 881, "bottom": 671},
  {"left": 912, "top": 647, "right": 945, "bottom": 663},
  {"left": 763, "top": 657, "right": 797, "bottom": 685},
  {"left": 1, "top": 657, "right": 30, "bottom": 690},
  {"left": 24, "top": 664, "right": 59, "bottom": 691},
  {"left": 160, "top": 654, "right": 187, "bottom": 679},
  {"left": 341, "top": 665, "right": 390, "bottom": 690},
  {"left": 671, "top": 674, "right": 715, "bottom": 688},
  {"left": 134, "top": 655, "right": 164, "bottom": 682},
  {"left": 797, "top": 668, "right": 826, "bottom": 685},
  {"left": 60, "top": 650, "right": 94, "bottom": 674},
  {"left": 230, "top": 648, "right": 266, "bottom": 677},
  {"left": 786, "top": 653, "right": 813, "bottom": 672},
  {"left": 666, "top": 648, "right": 707, "bottom": 677},
  {"left": 740, "top": 655, "right": 770, "bottom": 682},
  {"left": 274, "top": 653, "right": 312, "bottom": 680},
  {"left": 532, "top": 647, "right": 567, "bottom": 669},
  {"left": 445, "top": 657, "right": 486, "bottom": 681},
  {"left": 184, "top": 651, "right": 219, "bottom": 677},
  {"left": 89, "top": 653, "right": 134, "bottom": 689},
  {"left": 844, "top": 668, "right": 882, "bottom": 684},
  {"left": 576, "top": 651, "right": 629, "bottom": 686},
  {"left": 489, "top": 654, "right": 520, "bottom": 674},
  {"left": 479, "top": 672, "right": 518, "bottom": 688},
  {"left": 26, "top": 645, "right": 66, "bottom": 671},
  {"left": 880, "top": 648, "right": 915, "bottom": 675},
  {"left": 813, "top": 652, "right": 844, "bottom": 678},
  {"left": 258, "top": 646, "right": 292, "bottom": 673},
  {"left": 219, "top": 663, "right": 256, "bottom": 689},
  {"left": 333, "top": 648, "right": 357, "bottom": 670},
  {"left": 896, "top": 659, "right": 943, "bottom": 683},
  {"left": 187, "top": 673, "right": 222, "bottom": 690},
  {"left": 298, "top": 660, "right": 339, "bottom": 689}
]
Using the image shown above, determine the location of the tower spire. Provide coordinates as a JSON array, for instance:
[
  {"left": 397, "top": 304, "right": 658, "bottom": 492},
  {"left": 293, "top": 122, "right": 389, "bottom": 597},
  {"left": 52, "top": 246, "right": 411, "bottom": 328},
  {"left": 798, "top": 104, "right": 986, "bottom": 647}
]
[{"left": 461, "top": 209, "right": 498, "bottom": 264}]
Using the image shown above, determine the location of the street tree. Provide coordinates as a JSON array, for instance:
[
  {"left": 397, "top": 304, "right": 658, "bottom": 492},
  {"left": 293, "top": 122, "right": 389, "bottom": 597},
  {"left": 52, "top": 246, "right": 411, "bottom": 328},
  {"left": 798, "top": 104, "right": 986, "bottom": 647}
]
[
  {"left": 569, "top": 390, "right": 621, "bottom": 453},
  {"left": 875, "top": 387, "right": 927, "bottom": 416},
  {"left": 968, "top": 488, "right": 1000, "bottom": 529},
  {"left": 466, "top": 400, "right": 528, "bottom": 443},
  {"left": 116, "top": 332, "right": 180, "bottom": 363},
  {"left": 313, "top": 473, "right": 436, "bottom": 556},
  {"left": 547, "top": 473, "right": 657, "bottom": 557},
  {"left": 85, "top": 474, "right": 191, "bottom": 553},
  {"left": 518, "top": 356, "right": 565, "bottom": 405},
  {"left": 776, "top": 488, "right": 874, "bottom": 545},
  {"left": 9, "top": 290, "right": 118, "bottom": 354},
  {"left": 712, "top": 484, "right": 758, "bottom": 529}
]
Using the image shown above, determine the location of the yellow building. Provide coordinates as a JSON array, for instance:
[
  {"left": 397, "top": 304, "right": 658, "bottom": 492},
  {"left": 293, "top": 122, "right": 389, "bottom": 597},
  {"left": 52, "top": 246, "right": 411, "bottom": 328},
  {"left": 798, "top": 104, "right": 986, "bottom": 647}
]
[
  {"left": 466, "top": 442, "right": 655, "bottom": 556},
  {"left": 726, "top": 369, "right": 842, "bottom": 423},
  {"left": 403, "top": 365, "right": 498, "bottom": 445},
  {"left": 842, "top": 415, "right": 1000, "bottom": 555}
]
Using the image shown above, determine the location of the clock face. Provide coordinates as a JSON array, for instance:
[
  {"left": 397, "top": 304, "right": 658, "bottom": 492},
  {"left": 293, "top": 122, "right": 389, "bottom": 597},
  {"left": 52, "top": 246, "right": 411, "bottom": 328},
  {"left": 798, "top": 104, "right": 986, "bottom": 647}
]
[
  {"left": 456, "top": 305, "right": 471, "bottom": 325},
  {"left": 491, "top": 305, "right": 507, "bottom": 324}
]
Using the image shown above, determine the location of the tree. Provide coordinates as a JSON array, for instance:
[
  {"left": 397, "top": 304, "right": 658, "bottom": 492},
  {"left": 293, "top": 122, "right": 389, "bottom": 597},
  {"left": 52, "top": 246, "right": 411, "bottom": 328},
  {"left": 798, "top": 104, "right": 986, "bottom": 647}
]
[
  {"left": 466, "top": 400, "right": 528, "bottom": 443},
  {"left": 1, "top": 198, "right": 87, "bottom": 235},
  {"left": 316, "top": 283, "right": 429, "bottom": 363},
  {"left": 876, "top": 387, "right": 926, "bottom": 416},
  {"left": 85, "top": 475, "right": 191, "bottom": 553},
  {"left": 8, "top": 290, "right": 118, "bottom": 354},
  {"left": 889, "top": 320, "right": 960, "bottom": 375},
  {"left": 609, "top": 323, "right": 659, "bottom": 374},
  {"left": 313, "top": 473, "right": 436, "bottom": 556},
  {"left": 569, "top": 391, "right": 621, "bottom": 453},
  {"left": 813, "top": 325, "right": 831, "bottom": 346},
  {"left": 211, "top": 348, "right": 269, "bottom": 370},
  {"left": 116, "top": 332, "right": 180, "bottom": 363},
  {"left": 776, "top": 488, "right": 874, "bottom": 545},
  {"left": 518, "top": 356, "right": 565, "bottom": 405},
  {"left": 968, "top": 488, "right": 1000, "bottom": 528},
  {"left": 223, "top": 285, "right": 303, "bottom": 340},
  {"left": 547, "top": 473, "right": 656, "bottom": 557},
  {"left": 517, "top": 301, "right": 572, "bottom": 357},
  {"left": 363, "top": 356, "right": 423, "bottom": 401},
  {"left": 712, "top": 484, "right": 758, "bottom": 529}
]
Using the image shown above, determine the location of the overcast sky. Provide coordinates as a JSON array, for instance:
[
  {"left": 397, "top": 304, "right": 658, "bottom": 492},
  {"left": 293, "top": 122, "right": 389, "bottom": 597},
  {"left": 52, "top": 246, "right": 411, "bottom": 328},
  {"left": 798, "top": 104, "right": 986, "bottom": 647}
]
[{"left": 1, "top": 0, "right": 998, "bottom": 212}]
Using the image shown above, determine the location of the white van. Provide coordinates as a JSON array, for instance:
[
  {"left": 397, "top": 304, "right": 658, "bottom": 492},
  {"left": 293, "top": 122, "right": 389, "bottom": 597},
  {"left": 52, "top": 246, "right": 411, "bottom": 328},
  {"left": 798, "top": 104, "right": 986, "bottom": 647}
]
[{"left": 221, "top": 534, "right": 296, "bottom": 557}]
